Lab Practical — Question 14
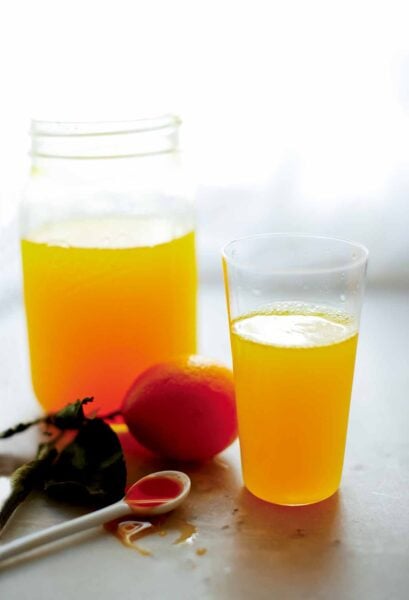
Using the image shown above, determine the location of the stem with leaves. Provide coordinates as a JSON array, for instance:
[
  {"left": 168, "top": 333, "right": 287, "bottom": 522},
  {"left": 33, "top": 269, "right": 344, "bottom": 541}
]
[{"left": 0, "top": 398, "right": 126, "bottom": 535}]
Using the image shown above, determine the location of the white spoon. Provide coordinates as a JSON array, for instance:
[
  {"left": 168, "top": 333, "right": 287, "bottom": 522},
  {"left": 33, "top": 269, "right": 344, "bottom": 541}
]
[{"left": 0, "top": 470, "right": 190, "bottom": 563}]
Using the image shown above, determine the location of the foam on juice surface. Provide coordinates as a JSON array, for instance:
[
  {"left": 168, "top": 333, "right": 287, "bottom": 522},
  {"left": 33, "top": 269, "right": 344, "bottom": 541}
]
[
  {"left": 26, "top": 215, "right": 192, "bottom": 248},
  {"left": 232, "top": 303, "right": 356, "bottom": 348}
]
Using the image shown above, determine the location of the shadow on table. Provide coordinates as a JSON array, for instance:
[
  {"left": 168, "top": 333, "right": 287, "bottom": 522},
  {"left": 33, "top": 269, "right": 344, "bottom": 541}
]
[
  {"left": 217, "top": 488, "right": 343, "bottom": 598},
  {"left": 237, "top": 486, "right": 341, "bottom": 544}
]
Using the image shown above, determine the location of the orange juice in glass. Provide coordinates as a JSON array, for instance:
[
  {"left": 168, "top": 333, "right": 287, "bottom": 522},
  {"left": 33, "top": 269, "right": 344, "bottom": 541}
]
[
  {"left": 223, "top": 234, "right": 367, "bottom": 505},
  {"left": 21, "top": 117, "right": 197, "bottom": 415}
]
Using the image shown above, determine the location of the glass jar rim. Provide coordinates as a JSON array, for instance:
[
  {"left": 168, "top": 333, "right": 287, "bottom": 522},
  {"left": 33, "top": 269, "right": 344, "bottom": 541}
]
[
  {"left": 222, "top": 232, "right": 369, "bottom": 275},
  {"left": 30, "top": 114, "right": 181, "bottom": 159},
  {"left": 30, "top": 114, "right": 181, "bottom": 138}
]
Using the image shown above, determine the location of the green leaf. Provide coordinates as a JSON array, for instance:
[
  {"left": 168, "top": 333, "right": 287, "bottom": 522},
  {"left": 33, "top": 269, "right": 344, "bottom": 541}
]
[
  {"left": 43, "top": 419, "right": 126, "bottom": 507},
  {"left": 50, "top": 397, "right": 94, "bottom": 430}
]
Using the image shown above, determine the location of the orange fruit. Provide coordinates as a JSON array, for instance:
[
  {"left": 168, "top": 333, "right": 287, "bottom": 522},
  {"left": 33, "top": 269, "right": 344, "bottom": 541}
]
[{"left": 122, "top": 355, "right": 237, "bottom": 461}]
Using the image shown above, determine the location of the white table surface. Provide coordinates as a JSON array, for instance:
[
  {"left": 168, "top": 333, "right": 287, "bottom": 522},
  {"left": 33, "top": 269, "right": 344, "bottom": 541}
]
[{"left": 0, "top": 284, "right": 408, "bottom": 600}]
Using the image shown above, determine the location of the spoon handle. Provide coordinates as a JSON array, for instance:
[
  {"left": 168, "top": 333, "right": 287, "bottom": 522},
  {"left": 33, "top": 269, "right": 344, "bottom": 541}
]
[{"left": 0, "top": 499, "right": 130, "bottom": 563}]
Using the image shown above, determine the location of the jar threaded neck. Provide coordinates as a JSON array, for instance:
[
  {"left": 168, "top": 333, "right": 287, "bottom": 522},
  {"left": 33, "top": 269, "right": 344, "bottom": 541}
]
[{"left": 30, "top": 115, "right": 181, "bottom": 159}]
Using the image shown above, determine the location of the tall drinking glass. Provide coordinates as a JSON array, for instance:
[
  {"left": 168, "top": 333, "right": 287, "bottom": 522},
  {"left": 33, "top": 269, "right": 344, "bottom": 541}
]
[
  {"left": 21, "top": 117, "right": 197, "bottom": 415},
  {"left": 222, "top": 234, "right": 368, "bottom": 506}
]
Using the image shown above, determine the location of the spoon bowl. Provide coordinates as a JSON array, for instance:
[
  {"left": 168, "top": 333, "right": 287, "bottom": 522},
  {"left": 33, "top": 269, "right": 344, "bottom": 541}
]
[{"left": 125, "top": 470, "right": 191, "bottom": 515}]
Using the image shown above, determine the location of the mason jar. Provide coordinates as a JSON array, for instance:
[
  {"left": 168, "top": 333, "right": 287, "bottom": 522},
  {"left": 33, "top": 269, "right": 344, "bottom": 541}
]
[{"left": 20, "top": 116, "right": 197, "bottom": 415}]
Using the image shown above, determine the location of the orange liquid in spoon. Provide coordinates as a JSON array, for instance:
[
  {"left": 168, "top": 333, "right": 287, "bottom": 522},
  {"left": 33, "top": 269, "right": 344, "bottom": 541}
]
[{"left": 125, "top": 476, "right": 183, "bottom": 508}]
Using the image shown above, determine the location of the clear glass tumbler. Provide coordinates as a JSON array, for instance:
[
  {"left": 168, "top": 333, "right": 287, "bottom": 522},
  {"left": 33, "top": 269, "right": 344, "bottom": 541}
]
[
  {"left": 20, "top": 116, "right": 197, "bottom": 416},
  {"left": 222, "top": 234, "right": 368, "bottom": 506}
]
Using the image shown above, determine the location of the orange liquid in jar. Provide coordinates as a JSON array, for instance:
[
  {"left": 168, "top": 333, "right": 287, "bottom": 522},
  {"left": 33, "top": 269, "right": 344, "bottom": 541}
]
[
  {"left": 231, "top": 303, "right": 358, "bottom": 506},
  {"left": 21, "top": 216, "right": 197, "bottom": 414}
]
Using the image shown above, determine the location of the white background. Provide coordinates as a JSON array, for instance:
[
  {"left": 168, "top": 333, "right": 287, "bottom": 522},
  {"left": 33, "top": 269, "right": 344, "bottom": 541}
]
[{"left": 0, "top": 0, "right": 408, "bottom": 286}]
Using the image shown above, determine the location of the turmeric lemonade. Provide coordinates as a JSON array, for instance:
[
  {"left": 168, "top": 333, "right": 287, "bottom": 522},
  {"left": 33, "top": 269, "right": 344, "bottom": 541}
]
[
  {"left": 21, "top": 216, "right": 197, "bottom": 414},
  {"left": 231, "top": 303, "right": 358, "bottom": 505}
]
